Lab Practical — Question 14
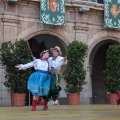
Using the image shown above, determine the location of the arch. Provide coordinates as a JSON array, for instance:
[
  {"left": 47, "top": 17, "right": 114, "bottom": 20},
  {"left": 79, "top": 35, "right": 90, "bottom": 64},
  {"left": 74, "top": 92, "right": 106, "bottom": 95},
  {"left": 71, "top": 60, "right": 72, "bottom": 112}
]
[
  {"left": 19, "top": 25, "right": 70, "bottom": 105},
  {"left": 87, "top": 30, "right": 120, "bottom": 66},
  {"left": 17, "top": 24, "right": 72, "bottom": 47},
  {"left": 85, "top": 30, "right": 120, "bottom": 103}
]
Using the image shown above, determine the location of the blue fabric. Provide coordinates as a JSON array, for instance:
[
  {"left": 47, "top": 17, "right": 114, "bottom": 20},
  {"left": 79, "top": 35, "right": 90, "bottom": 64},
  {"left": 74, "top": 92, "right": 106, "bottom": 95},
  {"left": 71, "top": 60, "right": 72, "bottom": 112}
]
[
  {"left": 32, "top": 59, "right": 37, "bottom": 64},
  {"left": 27, "top": 70, "right": 51, "bottom": 97}
]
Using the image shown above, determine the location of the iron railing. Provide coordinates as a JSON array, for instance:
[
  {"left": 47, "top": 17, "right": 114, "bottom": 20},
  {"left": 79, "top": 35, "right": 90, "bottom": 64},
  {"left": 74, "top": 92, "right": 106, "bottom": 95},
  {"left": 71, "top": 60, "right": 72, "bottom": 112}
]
[{"left": 67, "top": 0, "right": 104, "bottom": 4}]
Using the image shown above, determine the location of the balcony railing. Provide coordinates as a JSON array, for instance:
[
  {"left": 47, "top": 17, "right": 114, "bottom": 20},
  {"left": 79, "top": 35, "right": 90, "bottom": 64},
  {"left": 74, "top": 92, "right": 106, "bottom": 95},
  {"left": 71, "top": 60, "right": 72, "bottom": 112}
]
[
  {"left": 82, "top": 0, "right": 103, "bottom": 4},
  {"left": 67, "top": 0, "right": 104, "bottom": 4}
]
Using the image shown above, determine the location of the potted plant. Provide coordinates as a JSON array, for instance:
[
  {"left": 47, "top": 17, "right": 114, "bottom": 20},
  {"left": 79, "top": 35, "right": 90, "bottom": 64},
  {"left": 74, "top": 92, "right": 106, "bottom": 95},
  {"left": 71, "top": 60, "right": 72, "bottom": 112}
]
[
  {"left": 104, "top": 45, "right": 120, "bottom": 104},
  {"left": 0, "top": 38, "right": 32, "bottom": 106},
  {"left": 63, "top": 40, "right": 88, "bottom": 105}
]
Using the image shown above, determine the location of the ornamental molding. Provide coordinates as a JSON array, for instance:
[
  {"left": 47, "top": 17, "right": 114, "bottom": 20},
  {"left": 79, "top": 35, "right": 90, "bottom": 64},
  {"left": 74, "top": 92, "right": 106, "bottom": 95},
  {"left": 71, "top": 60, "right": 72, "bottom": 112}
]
[
  {"left": 1, "top": 18, "right": 20, "bottom": 23},
  {"left": 74, "top": 26, "right": 89, "bottom": 31}
]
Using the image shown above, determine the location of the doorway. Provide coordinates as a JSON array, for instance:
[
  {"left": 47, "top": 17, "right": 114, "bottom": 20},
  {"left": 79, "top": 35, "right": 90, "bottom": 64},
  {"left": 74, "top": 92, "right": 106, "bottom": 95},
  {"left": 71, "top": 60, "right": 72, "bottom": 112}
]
[{"left": 90, "top": 40, "right": 119, "bottom": 104}]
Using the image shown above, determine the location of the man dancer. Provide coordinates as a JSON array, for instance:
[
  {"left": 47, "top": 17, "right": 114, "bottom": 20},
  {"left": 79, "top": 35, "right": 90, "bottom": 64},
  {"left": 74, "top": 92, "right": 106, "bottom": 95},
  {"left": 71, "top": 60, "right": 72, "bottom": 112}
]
[{"left": 48, "top": 46, "right": 67, "bottom": 102}]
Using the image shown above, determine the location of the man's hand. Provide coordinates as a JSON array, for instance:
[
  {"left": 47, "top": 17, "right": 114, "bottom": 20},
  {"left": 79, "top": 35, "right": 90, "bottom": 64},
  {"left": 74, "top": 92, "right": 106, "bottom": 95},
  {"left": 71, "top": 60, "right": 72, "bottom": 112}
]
[{"left": 63, "top": 57, "right": 67, "bottom": 61}]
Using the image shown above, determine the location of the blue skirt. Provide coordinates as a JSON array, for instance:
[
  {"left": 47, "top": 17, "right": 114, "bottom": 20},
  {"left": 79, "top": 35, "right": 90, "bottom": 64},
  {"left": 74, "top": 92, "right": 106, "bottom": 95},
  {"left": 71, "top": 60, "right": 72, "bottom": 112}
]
[{"left": 27, "top": 70, "right": 51, "bottom": 97}]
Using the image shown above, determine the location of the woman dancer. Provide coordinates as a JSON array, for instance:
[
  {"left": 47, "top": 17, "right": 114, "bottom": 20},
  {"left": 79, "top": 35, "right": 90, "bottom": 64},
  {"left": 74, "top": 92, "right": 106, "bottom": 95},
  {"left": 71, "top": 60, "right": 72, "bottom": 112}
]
[{"left": 15, "top": 50, "right": 51, "bottom": 111}]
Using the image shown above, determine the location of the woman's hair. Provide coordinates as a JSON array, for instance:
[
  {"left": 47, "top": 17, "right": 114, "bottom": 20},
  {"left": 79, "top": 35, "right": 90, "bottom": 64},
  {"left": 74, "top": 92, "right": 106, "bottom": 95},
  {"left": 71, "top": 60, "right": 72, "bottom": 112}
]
[{"left": 40, "top": 50, "right": 49, "bottom": 58}]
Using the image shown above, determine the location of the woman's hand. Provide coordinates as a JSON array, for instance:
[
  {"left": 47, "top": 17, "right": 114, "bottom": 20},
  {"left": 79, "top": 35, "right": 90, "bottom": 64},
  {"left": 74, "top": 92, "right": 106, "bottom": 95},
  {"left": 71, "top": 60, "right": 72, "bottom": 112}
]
[
  {"left": 15, "top": 65, "right": 21, "bottom": 68},
  {"left": 33, "top": 56, "right": 36, "bottom": 60}
]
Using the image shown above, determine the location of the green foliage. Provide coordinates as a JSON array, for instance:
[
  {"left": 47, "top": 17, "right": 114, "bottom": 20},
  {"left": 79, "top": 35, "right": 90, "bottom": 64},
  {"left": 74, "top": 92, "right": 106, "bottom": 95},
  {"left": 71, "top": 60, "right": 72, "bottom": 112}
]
[
  {"left": 105, "top": 45, "right": 120, "bottom": 93},
  {"left": 0, "top": 39, "right": 32, "bottom": 93},
  {"left": 63, "top": 40, "right": 88, "bottom": 93}
]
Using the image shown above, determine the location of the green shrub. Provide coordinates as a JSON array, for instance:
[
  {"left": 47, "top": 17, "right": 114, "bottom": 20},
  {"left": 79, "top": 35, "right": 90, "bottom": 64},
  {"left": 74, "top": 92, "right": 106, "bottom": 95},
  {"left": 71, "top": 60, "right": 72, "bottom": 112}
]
[
  {"left": 63, "top": 40, "right": 88, "bottom": 93},
  {"left": 105, "top": 45, "right": 120, "bottom": 93},
  {"left": 0, "top": 39, "right": 32, "bottom": 93}
]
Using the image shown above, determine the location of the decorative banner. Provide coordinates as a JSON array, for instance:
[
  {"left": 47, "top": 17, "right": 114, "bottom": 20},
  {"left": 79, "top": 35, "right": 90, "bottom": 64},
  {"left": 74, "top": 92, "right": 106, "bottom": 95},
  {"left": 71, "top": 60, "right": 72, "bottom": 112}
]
[
  {"left": 104, "top": 0, "right": 120, "bottom": 28},
  {"left": 40, "top": 0, "right": 65, "bottom": 26}
]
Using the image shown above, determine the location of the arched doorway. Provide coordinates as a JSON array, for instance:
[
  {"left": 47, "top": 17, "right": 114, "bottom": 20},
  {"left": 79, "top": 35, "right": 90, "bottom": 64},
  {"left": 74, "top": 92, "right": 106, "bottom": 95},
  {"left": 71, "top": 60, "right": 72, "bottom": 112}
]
[
  {"left": 90, "top": 40, "right": 119, "bottom": 104},
  {"left": 25, "top": 34, "right": 67, "bottom": 105}
]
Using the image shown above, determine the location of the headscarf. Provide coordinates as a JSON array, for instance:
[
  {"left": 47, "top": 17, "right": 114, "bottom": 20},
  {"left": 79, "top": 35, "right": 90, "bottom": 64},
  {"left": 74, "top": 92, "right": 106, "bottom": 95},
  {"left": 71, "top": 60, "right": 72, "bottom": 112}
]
[{"left": 40, "top": 50, "right": 49, "bottom": 59}]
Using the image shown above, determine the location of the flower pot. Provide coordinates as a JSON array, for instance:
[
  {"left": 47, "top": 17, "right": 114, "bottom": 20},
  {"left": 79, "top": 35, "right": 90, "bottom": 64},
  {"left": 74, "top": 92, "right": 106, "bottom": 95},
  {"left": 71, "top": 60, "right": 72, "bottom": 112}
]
[
  {"left": 67, "top": 93, "right": 80, "bottom": 105},
  {"left": 107, "top": 94, "right": 117, "bottom": 105},
  {"left": 11, "top": 93, "right": 26, "bottom": 106}
]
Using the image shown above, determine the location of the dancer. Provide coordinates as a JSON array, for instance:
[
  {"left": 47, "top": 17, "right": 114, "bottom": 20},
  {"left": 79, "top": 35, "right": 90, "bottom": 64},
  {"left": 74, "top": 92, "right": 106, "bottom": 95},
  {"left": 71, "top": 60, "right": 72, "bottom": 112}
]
[
  {"left": 47, "top": 46, "right": 67, "bottom": 101},
  {"left": 15, "top": 50, "right": 51, "bottom": 111},
  {"left": 117, "top": 89, "right": 120, "bottom": 105}
]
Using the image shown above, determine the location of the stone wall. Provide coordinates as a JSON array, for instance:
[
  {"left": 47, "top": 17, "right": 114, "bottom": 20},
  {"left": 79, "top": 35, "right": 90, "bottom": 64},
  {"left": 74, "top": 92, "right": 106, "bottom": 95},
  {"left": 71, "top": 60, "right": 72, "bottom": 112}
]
[{"left": 0, "top": 1, "right": 120, "bottom": 106}]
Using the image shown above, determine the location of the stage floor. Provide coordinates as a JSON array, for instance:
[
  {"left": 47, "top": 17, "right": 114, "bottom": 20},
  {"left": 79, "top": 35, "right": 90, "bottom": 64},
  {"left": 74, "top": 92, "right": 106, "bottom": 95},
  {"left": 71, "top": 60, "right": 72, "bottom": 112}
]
[{"left": 0, "top": 105, "right": 120, "bottom": 120}]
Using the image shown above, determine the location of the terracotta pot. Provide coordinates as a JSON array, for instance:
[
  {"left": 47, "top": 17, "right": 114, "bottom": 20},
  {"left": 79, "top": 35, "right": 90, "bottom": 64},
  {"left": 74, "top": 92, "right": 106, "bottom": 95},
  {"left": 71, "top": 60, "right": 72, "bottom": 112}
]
[
  {"left": 11, "top": 93, "right": 26, "bottom": 106},
  {"left": 67, "top": 93, "right": 80, "bottom": 105},
  {"left": 107, "top": 94, "right": 117, "bottom": 105}
]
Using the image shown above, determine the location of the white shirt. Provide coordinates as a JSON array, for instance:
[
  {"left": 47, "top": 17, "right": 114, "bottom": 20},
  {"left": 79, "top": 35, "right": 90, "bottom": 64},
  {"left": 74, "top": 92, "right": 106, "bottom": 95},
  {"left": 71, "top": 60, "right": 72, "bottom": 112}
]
[
  {"left": 48, "top": 56, "right": 67, "bottom": 70},
  {"left": 19, "top": 59, "right": 48, "bottom": 71}
]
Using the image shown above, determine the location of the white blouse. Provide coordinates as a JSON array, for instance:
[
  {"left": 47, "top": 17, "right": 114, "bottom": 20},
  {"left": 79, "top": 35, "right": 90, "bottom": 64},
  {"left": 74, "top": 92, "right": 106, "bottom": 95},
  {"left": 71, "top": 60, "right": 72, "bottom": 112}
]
[
  {"left": 48, "top": 56, "right": 67, "bottom": 70},
  {"left": 19, "top": 59, "right": 49, "bottom": 71}
]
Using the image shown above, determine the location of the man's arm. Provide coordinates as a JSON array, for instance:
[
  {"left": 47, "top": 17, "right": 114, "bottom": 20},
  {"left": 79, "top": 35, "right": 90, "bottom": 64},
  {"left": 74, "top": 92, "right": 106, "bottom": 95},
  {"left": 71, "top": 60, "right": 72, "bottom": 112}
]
[{"left": 50, "top": 57, "right": 67, "bottom": 69}]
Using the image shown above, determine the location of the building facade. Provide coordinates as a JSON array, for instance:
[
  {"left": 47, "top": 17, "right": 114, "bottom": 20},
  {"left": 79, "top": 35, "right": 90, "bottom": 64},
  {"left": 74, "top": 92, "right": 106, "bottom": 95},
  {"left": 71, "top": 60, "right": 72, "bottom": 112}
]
[{"left": 0, "top": 0, "right": 120, "bottom": 106}]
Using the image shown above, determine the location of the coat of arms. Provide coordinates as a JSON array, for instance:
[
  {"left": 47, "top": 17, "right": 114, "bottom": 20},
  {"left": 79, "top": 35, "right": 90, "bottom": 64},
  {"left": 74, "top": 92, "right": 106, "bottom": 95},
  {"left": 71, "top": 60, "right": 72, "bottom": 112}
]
[
  {"left": 50, "top": 0, "right": 57, "bottom": 12},
  {"left": 110, "top": 4, "right": 120, "bottom": 18}
]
